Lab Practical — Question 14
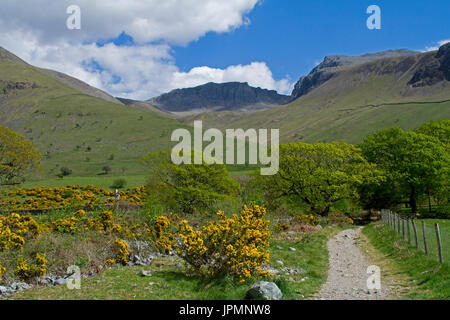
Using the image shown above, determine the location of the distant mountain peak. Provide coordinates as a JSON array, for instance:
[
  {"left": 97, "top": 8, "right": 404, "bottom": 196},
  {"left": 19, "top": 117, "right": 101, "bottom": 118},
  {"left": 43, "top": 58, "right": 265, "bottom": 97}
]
[
  {"left": 148, "top": 82, "right": 292, "bottom": 113},
  {"left": 292, "top": 49, "right": 417, "bottom": 99}
]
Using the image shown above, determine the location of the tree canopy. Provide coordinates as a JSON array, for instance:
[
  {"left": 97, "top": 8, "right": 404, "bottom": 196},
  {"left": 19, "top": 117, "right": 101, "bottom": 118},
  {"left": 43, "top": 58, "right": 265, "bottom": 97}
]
[
  {"left": 0, "top": 126, "right": 41, "bottom": 186},
  {"left": 258, "top": 141, "right": 381, "bottom": 216},
  {"left": 143, "top": 151, "right": 240, "bottom": 214},
  {"left": 360, "top": 127, "right": 449, "bottom": 213},
  {"left": 415, "top": 119, "right": 450, "bottom": 153}
]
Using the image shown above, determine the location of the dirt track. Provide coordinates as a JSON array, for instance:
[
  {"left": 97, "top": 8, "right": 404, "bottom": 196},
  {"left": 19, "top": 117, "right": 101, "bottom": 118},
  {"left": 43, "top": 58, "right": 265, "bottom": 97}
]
[{"left": 316, "top": 228, "right": 396, "bottom": 300}]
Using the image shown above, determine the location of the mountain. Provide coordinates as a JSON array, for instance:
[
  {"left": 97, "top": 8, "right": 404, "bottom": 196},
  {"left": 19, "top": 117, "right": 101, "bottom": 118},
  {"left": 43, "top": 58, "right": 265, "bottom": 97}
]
[
  {"left": 291, "top": 49, "right": 416, "bottom": 99},
  {"left": 148, "top": 82, "right": 292, "bottom": 113},
  {"left": 186, "top": 44, "right": 450, "bottom": 144},
  {"left": 0, "top": 46, "right": 191, "bottom": 178},
  {"left": 0, "top": 47, "right": 123, "bottom": 105}
]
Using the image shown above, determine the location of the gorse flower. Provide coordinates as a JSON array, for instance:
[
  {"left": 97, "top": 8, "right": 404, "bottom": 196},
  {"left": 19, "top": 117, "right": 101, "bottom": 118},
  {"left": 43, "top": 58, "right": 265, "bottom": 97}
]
[
  {"left": 152, "top": 204, "right": 272, "bottom": 280},
  {"left": 1, "top": 185, "right": 148, "bottom": 211},
  {"left": 14, "top": 253, "right": 47, "bottom": 281},
  {"left": 113, "top": 239, "right": 130, "bottom": 265},
  {"left": 0, "top": 264, "right": 5, "bottom": 283}
]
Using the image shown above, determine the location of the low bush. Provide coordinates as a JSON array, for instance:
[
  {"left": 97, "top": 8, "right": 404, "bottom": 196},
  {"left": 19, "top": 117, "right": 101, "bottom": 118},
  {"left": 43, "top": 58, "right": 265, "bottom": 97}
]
[
  {"left": 151, "top": 204, "right": 272, "bottom": 281},
  {"left": 111, "top": 178, "right": 127, "bottom": 189}
]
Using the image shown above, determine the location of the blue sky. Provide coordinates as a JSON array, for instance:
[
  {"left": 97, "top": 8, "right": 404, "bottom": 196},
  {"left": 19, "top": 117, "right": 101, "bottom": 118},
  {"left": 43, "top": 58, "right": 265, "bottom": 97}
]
[
  {"left": 172, "top": 0, "right": 450, "bottom": 83},
  {"left": 1, "top": 0, "right": 448, "bottom": 99}
]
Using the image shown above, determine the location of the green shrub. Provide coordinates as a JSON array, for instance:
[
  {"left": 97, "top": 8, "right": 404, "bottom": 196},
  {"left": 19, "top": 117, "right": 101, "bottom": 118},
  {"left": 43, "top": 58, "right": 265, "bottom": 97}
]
[{"left": 111, "top": 178, "right": 127, "bottom": 189}]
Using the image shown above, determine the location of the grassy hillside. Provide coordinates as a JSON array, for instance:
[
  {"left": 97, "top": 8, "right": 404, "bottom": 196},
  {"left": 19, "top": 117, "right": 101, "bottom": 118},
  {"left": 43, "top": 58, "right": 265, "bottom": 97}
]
[
  {"left": 181, "top": 53, "right": 450, "bottom": 144},
  {"left": 0, "top": 49, "right": 191, "bottom": 179}
]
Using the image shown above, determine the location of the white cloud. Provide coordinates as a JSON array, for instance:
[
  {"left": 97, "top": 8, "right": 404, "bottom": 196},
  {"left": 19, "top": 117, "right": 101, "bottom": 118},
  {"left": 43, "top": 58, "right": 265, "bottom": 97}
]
[
  {"left": 0, "top": 1, "right": 293, "bottom": 100},
  {"left": 0, "top": 0, "right": 260, "bottom": 45},
  {"left": 423, "top": 39, "right": 450, "bottom": 52},
  {"left": 171, "top": 63, "right": 293, "bottom": 96}
]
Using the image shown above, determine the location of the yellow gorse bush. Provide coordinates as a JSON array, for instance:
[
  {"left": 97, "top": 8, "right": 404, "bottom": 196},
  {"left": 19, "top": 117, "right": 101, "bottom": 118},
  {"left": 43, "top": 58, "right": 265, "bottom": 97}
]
[
  {"left": 113, "top": 239, "right": 130, "bottom": 265},
  {"left": 0, "top": 213, "right": 40, "bottom": 251},
  {"left": 327, "top": 211, "right": 354, "bottom": 225},
  {"left": 152, "top": 204, "right": 272, "bottom": 280},
  {"left": 1, "top": 185, "right": 148, "bottom": 211},
  {"left": 295, "top": 214, "right": 321, "bottom": 226},
  {"left": 14, "top": 253, "right": 47, "bottom": 281}
]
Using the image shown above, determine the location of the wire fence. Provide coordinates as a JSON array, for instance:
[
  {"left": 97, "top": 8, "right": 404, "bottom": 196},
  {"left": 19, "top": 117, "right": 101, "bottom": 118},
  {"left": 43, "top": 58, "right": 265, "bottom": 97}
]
[{"left": 380, "top": 210, "right": 449, "bottom": 264}]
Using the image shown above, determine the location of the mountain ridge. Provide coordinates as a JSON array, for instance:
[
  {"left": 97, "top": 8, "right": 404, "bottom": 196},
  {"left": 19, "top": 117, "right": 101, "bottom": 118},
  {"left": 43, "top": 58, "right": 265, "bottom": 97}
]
[
  {"left": 148, "top": 81, "right": 293, "bottom": 113},
  {"left": 291, "top": 49, "right": 417, "bottom": 99}
]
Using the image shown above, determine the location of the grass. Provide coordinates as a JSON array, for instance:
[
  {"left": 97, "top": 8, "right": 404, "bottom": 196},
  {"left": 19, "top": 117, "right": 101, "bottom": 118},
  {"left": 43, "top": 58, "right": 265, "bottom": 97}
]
[
  {"left": 185, "top": 54, "right": 450, "bottom": 145},
  {"left": 4, "top": 226, "right": 339, "bottom": 300},
  {"left": 363, "top": 222, "right": 449, "bottom": 300},
  {"left": 0, "top": 57, "right": 192, "bottom": 180},
  {"left": 408, "top": 219, "right": 449, "bottom": 263},
  {"left": 269, "top": 227, "right": 341, "bottom": 300},
  {"left": 21, "top": 175, "right": 148, "bottom": 190}
]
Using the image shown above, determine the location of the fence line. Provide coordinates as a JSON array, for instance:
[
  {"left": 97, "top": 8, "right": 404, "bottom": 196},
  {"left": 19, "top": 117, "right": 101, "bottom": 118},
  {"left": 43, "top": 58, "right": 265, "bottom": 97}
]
[{"left": 380, "top": 210, "right": 447, "bottom": 264}]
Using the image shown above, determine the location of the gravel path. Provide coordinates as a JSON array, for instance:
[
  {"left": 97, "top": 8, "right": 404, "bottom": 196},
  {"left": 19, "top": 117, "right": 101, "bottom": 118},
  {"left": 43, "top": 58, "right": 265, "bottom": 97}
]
[{"left": 317, "top": 228, "right": 393, "bottom": 300}]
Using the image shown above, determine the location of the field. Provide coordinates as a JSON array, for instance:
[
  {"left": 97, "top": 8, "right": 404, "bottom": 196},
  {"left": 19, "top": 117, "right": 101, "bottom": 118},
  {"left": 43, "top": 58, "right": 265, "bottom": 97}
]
[
  {"left": 21, "top": 175, "right": 148, "bottom": 190},
  {"left": 0, "top": 57, "right": 192, "bottom": 180},
  {"left": 363, "top": 222, "right": 449, "bottom": 300},
  {"left": 408, "top": 219, "right": 449, "bottom": 263}
]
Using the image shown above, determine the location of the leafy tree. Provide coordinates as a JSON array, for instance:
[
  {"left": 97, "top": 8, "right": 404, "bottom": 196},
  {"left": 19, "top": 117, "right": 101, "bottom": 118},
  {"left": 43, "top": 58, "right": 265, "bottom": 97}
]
[
  {"left": 415, "top": 120, "right": 450, "bottom": 150},
  {"left": 360, "top": 127, "right": 449, "bottom": 213},
  {"left": 102, "top": 166, "right": 112, "bottom": 175},
  {"left": 111, "top": 178, "right": 127, "bottom": 189},
  {"left": 142, "top": 151, "right": 240, "bottom": 214},
  {"left": 60, "top": 167, "right": 73, "bottom": 177},
  {"left": 0, "top": 126, "right": 41, "bottom": 185},
  {"left": 416, "top": 120, "right": 450, "bottom": 211},
  {"left": 258, "top": 141, "right": 381, "bottom": 216}
]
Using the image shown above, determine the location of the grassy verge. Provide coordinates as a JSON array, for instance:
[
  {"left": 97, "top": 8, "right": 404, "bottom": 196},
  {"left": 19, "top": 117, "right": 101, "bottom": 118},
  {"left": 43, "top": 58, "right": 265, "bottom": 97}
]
[
  {"left": 363, "top": 222, "right": 449, "bottom": 300},
  {"left": 4, "top": 227, "right": 338, "bottom": 300},
  {"left": 269, "top": 227, "right": 340, "bottom": 300}
]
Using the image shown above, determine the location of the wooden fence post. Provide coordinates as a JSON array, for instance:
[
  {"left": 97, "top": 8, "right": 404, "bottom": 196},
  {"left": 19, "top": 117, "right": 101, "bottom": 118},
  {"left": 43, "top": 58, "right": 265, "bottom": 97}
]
[
  {"left": 435, "top": 224, "right": 444, "bottom": 264},
  {"left": 389, "top": 211, "right": 392, "bottom": 228},
  {"left": 393, "top": 213, "right": 396, "bottom": 231},
  {"left": 402, "top": 218, "right": 405, "bottom": 239},
  {"left": 407, "top": 218, "right": 411, "bottom": 244},
  {"left": 412, "top": 220, "right": 419, "bottom": 249},
  {"left": 422, "top": 221, "right": 429, "bottom": 256}
]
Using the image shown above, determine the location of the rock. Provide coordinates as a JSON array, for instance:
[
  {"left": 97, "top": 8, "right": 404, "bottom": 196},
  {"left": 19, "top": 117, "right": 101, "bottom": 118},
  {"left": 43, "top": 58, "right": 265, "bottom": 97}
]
[
  {"left": 149, "top": 82, "right": 292, "bottom": 113},
  {"left": 11, "top": 282, "right": 32, "bottom": 291},
  {"left": 141, "top": 270, "right": 153, "bottom": 277},
  {"left": 276, "top": 260, "right": 284, "bottom": 267},
  {"left": 55, "top": 278, "right": 67, "bottom": 286},
  {"left": 289, "top": 247, "right": 296, "bottom": 252},
  {"left": 247, "top": 281, "right": 282, "bottom": 301},
  {"left": 0, "top": 286, "right": 12, "bottom": 295}
]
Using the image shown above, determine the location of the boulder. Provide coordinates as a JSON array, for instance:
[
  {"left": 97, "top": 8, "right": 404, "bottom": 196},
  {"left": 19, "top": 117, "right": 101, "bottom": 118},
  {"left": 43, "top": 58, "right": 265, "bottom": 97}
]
[{"left": 246, "top": 281, "right": 282, "bottom": 300}]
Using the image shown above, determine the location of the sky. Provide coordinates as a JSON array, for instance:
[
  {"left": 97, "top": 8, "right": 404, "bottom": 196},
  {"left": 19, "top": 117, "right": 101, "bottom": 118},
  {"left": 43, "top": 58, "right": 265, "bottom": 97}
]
[{"left": 0, "top": 0, "right": 449, "bottom": 100}]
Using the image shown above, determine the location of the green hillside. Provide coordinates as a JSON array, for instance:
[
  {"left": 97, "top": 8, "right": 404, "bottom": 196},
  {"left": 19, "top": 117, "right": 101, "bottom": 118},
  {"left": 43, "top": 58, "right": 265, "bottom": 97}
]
[
  {"left": 1, "top": 46, "right": 449, "bottom": 182},
  {"left": 0, "top": 48, "right": 191, "bottom": 179},
  {"left": 181, "top": 52, "right": 450, "bottom": 144}
]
